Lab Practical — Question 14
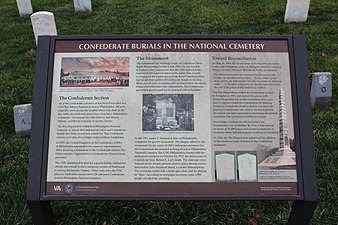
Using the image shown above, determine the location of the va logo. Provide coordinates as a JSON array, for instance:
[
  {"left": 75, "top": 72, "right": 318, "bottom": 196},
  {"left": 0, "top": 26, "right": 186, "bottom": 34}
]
[
  {"left": 64, "top": 184, "right": 74, "bottom": 193},
  {"left": 53, "top": 185, "right": 62, "bottom": 191}
]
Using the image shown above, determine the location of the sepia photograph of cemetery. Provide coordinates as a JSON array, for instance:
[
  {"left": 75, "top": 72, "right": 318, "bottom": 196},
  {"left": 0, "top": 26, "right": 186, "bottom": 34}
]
[
  {"left": 59, "top": 57, "right": 129, "bottom": 87},
  {"left": 142, "top": 94, "right": 194, "bottom": 131}
]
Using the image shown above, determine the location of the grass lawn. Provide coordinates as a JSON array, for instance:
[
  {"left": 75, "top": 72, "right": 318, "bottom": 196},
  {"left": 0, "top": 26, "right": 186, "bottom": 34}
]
[{"left": 0, "top": 0, "right": 337, "bottom": 224}]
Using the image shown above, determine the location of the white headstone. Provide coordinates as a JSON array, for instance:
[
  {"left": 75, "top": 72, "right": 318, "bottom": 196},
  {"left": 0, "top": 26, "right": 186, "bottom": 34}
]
[
  {"left": 30, "top": 11, "right": 57, "bottom": 44},
  {"left": 13, "top": 104, "right": 32, "bottom": 137},
  {"left": 74, "top": 0, "right": 92, "bottom": 12},
  {"left": 216, "top": 153, "right": 235, "bottom": 181},
  {"left": 310, "top": 72, "right": 332, "bottom": 108},
  {"left": 238, "top": 153, "right": 257, "bottom": 181},
  {"left": 16, "top": 0, "right": 33, "bottom": 16},
  {"left": 284, "top": 0, "right": 310, "bottom": 23}
]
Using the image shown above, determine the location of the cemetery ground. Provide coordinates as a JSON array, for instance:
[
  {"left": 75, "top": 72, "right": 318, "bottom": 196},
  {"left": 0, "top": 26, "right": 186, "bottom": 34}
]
[{"left": 0, "top": 0, "right": 337, "bottom": 224}]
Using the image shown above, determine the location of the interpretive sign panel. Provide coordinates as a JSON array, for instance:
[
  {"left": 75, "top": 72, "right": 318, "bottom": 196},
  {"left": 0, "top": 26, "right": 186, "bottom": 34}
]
[
  {"left": 27, "top": 35, "right": 318, "bottom": 225},
  {"left": 27, "top": 35, "right": 318, "bottom": 201}
]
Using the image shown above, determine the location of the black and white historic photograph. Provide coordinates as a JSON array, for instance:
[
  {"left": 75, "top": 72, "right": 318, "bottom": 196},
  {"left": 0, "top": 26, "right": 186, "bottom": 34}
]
[
  {"left": 142, "top": 94, "right": 194, "bottom": 131},
  {"left": 258, "top": 88, "right": 296, "bottom": 170},
  {"left": 60, "top": 57, "right": 129, "bottom": 87}
]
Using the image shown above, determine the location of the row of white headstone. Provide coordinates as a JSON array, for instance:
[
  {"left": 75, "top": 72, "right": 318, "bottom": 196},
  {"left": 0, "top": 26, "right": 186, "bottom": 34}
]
[
  {"left": 16, "top": 0, "right": 92, "bottom": 16},
  {"left": 18, "top": 0, "right": 310, "bottom": 23}
]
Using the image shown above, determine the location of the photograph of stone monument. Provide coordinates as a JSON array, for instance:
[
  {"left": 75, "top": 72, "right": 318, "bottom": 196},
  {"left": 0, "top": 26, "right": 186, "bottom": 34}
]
[
  {"left": 59, "top": 57, "right": 129, "bottom": 87},
  {"left": 237, "top": 152, "right": 257, "bottom": 182},
  {"left": 258, "top": 88, "right": 296, "bottom": 169},
  {"left": 142, "top": 94, "right": 194, "bottom": 131},
  {"left": 215, "top": 152, "right": 236, "bottom": 182}
]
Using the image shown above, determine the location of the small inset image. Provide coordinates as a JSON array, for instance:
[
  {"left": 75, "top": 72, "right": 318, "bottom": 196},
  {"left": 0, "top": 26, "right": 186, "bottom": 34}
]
[
  {"left": 60, "top": 57, "right": 129, "bottom": 87},
  {"left": 215, "top": 151, "right": 236, "bottom": 182},
  {"left": 142, "top": 94, "right": 194, "bottom": 131},
  {"left": 258, "top": 88, "right": 296, "bottom": 170},
  {"left": 237, "top": 151, "right": 257, "bottom": 182}
]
